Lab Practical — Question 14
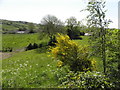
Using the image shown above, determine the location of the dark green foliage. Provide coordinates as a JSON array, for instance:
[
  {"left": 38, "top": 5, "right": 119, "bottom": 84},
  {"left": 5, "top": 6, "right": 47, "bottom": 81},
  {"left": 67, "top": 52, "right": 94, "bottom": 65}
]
[
  {"left": 26, "top": 43, "right": 39, "bottom": 51},
  {"left": 2, "top": 47, "right": 13, "bottom": 52},
  {"left": 25, "top": 43, "right": 33, "bottom": 51},
  {"left": 33, "top": 43, "right": 38, "bottom": 49},
  {"left": 66, "top": 17, "right": 82, "bottom": 40},
  {"left": 70, "top": 59, "right": 92, "bottom": 72},
  {"left": 48, "top": 36, "right": 57, "bottom": 46},
  {"left": 26, "top": 42, "right": 48, "bottom": 51},
  {"left": 29, "top": 30, "right": 35, "bottom": 33},
  {"left": 67, "top": 29, "right": 82, "bottom": 40},
  {"left": 9, "top": 47, "right": 13, "bottom": 52},
  {"left": 105, "top": 29, "right": 120, "bottom": 81},
  {"left": 39, "top": 44, "right": 42, "bottom": 48},
  {"left": 80, "top": 32, "right": 85, "bottom": 36}
]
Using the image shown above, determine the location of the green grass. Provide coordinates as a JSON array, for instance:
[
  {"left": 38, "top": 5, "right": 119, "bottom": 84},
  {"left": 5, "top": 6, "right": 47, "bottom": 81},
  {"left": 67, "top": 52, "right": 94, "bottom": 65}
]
[
  {"left": 2, "top": 24, "right": 18, "bottom": 31},
  {"left": 74, "top": 36, "right": 89, "bottom": 45},
  {"left": 2, "top": 33, "right": 49, "bottom": 50},
  {"left": 2, "top": 48, "right": 62, "bottom": 88}
]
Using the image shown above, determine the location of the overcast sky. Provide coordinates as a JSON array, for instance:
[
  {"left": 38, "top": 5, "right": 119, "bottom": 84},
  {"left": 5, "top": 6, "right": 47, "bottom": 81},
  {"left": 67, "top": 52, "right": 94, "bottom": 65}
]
[{"left": 0, "top": 0, "right": 119, "bottom": 28}]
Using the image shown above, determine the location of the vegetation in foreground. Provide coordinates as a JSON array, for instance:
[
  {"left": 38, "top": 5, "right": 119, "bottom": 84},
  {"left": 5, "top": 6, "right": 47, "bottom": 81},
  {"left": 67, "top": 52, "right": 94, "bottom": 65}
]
[{"left": 2, "top": 49, "right": 59, "bottom": 88}]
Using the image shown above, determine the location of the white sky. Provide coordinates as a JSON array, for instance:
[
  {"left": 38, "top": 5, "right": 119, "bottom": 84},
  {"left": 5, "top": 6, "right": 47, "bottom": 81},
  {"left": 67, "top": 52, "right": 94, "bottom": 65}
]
[{"left": 0, "top": 0, "right": 119, "bottom": 28}]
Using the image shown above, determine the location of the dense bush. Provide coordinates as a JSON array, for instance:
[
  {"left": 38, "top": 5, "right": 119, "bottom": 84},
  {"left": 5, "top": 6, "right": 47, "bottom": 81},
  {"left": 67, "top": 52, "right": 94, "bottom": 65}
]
[
  {"left": 33, "top": 43, "right": 38, "bottom": 49},
  {"left": 106, "top": 29, "right": 119, "bottom": 72},
  {"left": 67, "top": 29, "right": 82, "bottom": 40},
  {"left": 80, "top": 32, "right": 85, "bottom": 36},
  {"left": 25, "top": 43, "right": 33, "bottom": 51},
  {"left": 29, "top": 30, "right": 35, "bottom": 33},
  {"left": 2, "top": 47, "right": 13, "bottom": 52},
  {"left": 105, "top": 29, "right": 120, "bottom": 86},
  {"left": 26, "top": 42, "right": 48, "bottom": 51},
  {"left": 48, "top": 36, "right": 57, "bottom": 46},
  {"left": 39, "top": 44, "right": 43, "bottom": 48},
  {"left": 50, "top": 34, "right": 95, "bottom": 72},
  {"left": 26, "top": 43, "right": 39, "bottom": 51},
  {"left": 58, "top": 71, "right": 115, "bottom": 88}
]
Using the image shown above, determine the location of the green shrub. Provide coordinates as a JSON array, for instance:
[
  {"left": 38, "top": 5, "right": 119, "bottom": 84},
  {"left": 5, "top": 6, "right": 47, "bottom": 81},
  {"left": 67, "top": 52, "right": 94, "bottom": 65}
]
[
  {"left": 48, "top": 36, "right": 57, "bottom": 46},
  {"left": 58, "top": 71, "right": 115, "bottom": 88},
  {"left": 25, "top": 43, "right": 33, "bottom": 51},
  {"left": 26, "top": 43, "right": 40, "bottom": 51},
  {"left": 39, "top": 44, "right": 43, "bottom": 48},
  {"left": 50, "top": 34, "right": 95, "bottom": 72},
  {"left": 33, "top": 43, "right": 38, "bottom": 49},
  {"left": 2, "top": 47, "right": 13, "bottom": 52}
]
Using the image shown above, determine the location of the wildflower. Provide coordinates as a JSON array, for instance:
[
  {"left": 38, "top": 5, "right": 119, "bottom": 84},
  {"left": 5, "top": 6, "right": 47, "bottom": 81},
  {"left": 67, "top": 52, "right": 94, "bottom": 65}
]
[{"left": 57, "top": 61, "right": 63, "bottom": 67}]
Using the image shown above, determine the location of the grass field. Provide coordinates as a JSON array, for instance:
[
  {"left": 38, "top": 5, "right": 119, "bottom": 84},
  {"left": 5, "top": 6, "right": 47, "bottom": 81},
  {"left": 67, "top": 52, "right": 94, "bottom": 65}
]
[
  {"left": 2, "top": 48, "right": 60, "bottom": 88},
  {"left": 2, "top": 33, "right": 49, "bottom": 50},
  {"left": 2, "top": 34, "right": 103, "bottom": 88}
]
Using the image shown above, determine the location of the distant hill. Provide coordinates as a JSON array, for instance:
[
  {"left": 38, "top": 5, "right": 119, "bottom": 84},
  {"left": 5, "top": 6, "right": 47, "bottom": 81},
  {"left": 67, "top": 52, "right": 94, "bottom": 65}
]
[{"left": 1, "top": 19, "right": 40, "bottom": 34}]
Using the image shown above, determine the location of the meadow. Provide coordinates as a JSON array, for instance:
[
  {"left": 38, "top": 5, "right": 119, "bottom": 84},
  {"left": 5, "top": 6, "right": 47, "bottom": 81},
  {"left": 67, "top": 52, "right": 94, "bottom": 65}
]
[
  {"left": 1, "top": 34, "right": 104, "bottom": 88},
  {"left": 2, "top": 33, "right": 49, "bottom": 50},
  {"left": 2, "top": 49, "right": 59, "bottom": 88},
  {"left": 1, "top": 0, "right": 119, "bottom": 87}
]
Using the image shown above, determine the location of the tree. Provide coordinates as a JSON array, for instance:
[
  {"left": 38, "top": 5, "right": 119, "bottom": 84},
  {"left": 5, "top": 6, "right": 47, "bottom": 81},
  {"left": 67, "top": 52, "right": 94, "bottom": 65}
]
[
  {"left": 28, "top": 23, "right": 35, "bottom": 33},
  {"left": 65, "top": 17, "right": 81, "bottom": 39},
  {"left": 84, "top": 0, "right": 112, "bottom": 73},
  {"left": 66, "top": 16, "right": 79, "bottom": 30},
  {"left": 40, "top": 15, "right": 65, "bottom": 40}
]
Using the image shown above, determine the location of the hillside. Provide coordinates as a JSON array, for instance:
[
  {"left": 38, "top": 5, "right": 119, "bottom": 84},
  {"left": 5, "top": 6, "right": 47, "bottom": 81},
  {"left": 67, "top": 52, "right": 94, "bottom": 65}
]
[{"left": 1, "top": 19, "right": 40, "bottom": 33}]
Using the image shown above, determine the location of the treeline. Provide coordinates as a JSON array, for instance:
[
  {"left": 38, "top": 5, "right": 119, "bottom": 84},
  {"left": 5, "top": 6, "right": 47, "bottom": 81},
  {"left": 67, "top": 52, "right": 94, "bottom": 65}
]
[{"left": 2, "top": 16, "right": 87, "bottom": 37}]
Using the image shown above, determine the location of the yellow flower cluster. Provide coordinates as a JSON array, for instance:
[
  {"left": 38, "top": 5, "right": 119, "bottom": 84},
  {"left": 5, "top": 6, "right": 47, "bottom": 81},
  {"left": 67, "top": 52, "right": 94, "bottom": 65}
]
[
  {"left": 57, "top": 60, "right": 63, "bottom": 67},
  {"left": 91, "top": 59, "right": 97, "bottom": 71},
  {"left": 51, "top": 47, "right": 59, "bottom": 57},
  {"left": 50, "top": 33, "right": 96, "bottom": 71},
  {"left": 91, "top": 59, "right": 96, "bottom": 65}
]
